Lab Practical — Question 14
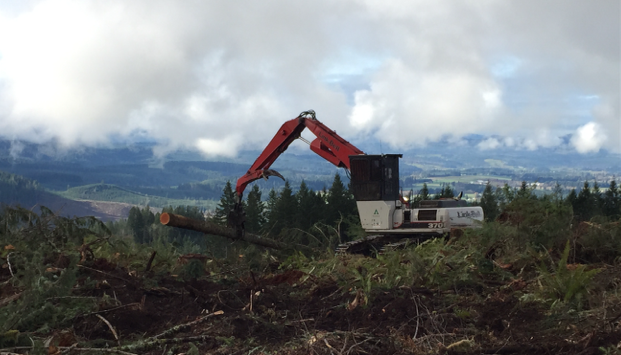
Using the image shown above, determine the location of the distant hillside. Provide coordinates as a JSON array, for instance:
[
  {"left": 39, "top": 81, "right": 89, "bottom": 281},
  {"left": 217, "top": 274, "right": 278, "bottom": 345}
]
[
  {"left": 0, "top": 170, "right": 43, "bottom": 207},
  {"left": 56, "top": 183, "right": 217, "bottom": 210},
  {"left": 0, "top": 171, "right": 153, "bottom": 221}
]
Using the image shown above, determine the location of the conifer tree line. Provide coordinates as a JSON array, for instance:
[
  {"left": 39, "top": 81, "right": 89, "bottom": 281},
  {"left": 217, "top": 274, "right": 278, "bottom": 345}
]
[
  {"left": 478, "top": 179, "right": 621, "bottom": 222},
  {"left": 0, "top": 171, "right": 43, "bottom": 206},
  {"left": 120, "top": 177, "right": 453, "bottom": 248},
  {"left": 407, "top": 182, "right": 456, "bottom": 207},
  {"left": 119, "top": 175, "right": 620, "bottom": 252},
  {"left": 118, "top": 173, "right": 358, "bottom": 250},
  {"left": 213, "top": 174, "right": 358, "bottom": 240}
]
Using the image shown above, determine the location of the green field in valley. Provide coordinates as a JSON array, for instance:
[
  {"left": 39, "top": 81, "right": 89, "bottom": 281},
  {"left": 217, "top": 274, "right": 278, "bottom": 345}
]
[{"left": 55, "top": 183, "right": 218, "bottom": 210}]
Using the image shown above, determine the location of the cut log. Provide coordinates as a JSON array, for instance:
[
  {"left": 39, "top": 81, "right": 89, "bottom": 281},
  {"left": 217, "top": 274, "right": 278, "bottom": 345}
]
[{"left": 160, "top": 212, "right": 301, "bottom": 251}]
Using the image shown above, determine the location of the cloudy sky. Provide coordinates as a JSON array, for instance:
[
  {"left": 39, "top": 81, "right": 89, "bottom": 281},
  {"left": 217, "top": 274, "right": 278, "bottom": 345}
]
[{"left": 0, "top": 0, "right": 618, "bottom": 159}]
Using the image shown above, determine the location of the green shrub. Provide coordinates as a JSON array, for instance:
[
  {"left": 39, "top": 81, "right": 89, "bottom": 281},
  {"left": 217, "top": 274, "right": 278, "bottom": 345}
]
[
  {"left": 537, "top": 241, "right": 600, "bottom": 309},
  {"left": 181, "top": 258, "right": 206, "bottom": 280},
  {"left": 500, "top": 197, "right": 573, "bottom": 251},
  {"left": 575, "top": 220, "right": 621, "bottom": 264}
]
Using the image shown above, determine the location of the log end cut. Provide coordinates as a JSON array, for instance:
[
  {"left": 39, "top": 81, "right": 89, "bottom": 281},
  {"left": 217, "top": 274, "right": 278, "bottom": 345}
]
[{"left": 160, "top": 212, "right": 171, "bottom": 225}]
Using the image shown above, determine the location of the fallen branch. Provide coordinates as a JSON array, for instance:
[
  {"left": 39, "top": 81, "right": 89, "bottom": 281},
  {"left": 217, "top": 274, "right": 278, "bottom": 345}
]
[
  {"left": 412, "top": 333, "right": 460, "bottom": 344},
  {"left": 0, "top": 293, "right": 21, "bottom": 308},
  {"left": 0, "top": 347, "right": 33, "bottom": 353},
  {"left": 95, "top": 314, "right": 119, "bottom": 345},
  {"left": 6, "top": 252, "right": 14, "bottom": 277},
  {"left": 82, "top": 303, "right": 141, "bottom": 317},
  {"left": 285, "top": 318, "right": 314, "bottom": 326},
  {"left": 77, "top": 233, "right": 114, "bottom": 264},
  {"left": 116, "top": 335, "right": 216, "bottom": 353},
  {"left": 412, "top": 295, "right": 420, "bottom": 340},
  {"left": 46, "top": 296, "right": 98, "bottom": 301},
  {"left": 149, "top": 310, "right": 223, "bottom": 340},
  {"left": 58, "top": 347, "right": 137, "bottom": 355},
  {"left": 345, "top": 337, "right": 374, "bottom": 355},
  {"left": 145, "top": 251, "right": 157, "bottom": 272},
  {"left": 77, "top": 265, "right": 131, "bottom": 283},
  {"left": 448, "top": 344, "right": 541, "bottom": 354}
]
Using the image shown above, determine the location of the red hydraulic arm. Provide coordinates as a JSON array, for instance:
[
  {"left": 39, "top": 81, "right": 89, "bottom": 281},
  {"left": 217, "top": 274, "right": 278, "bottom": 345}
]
[{"left": 234, "top": 110, "right": 365, "bottom": 202}]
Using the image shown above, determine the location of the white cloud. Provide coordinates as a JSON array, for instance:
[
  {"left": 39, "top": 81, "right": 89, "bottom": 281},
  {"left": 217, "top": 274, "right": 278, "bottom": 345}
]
[
  {"left": 349, "top": 59, "right": 503, "bottom": 148},
  {"left": 477, "top": 138, "right": 501, "bottom": 151},
  {"left": 503, "top": 137, "right": 516, "bottom": 147},
  {"left": 519, "top": 129, "right": 563, "bottom": 150},
  {"left": 347, "top": 0, "right": 619, "bottom": 153},
  {"left": 8, "top": 140, "right": 25, "bottom": 159},
  {"left": 571, "top": 122, "right": 608, "bottom": 154},
  {"left": 196, "top": 135, "right": 242, "bottom": 158},
  {"left": 0, "top": 0, "right": 617, "bottom": 157}
]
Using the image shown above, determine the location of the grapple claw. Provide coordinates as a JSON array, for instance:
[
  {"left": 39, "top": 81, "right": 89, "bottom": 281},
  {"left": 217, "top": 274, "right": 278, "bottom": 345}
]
[{"left": 261, "top": 169, "right": 285, "bottom": 181}]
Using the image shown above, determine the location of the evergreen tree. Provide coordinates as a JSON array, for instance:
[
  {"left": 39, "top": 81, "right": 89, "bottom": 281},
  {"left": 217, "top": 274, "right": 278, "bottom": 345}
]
[
  {"left": 419, "top": 183, "right": 430, "bottom": 201},
  {"left": 603, "top": 179, "right": 620, "bottom": 218},
  {"left": 433, "top": 186, "right": 443, "bottom": 200},
  {"left": 592, "top": 181, "right": 603, "bottom": 216},
  {"left": 500, "top": 183, "right": 516, "bottom": 206},
  {"left": 264, "top": 188, "right": 279, "bottom": 232},
  {"left": 444, "top": 184, "right": 454, "bottom": 198},
  {"left": 480, "top": 182, "right": 498, "bottom": 222},
  {"left": 291, "top": 180, "right": 327, "bottom": 245},
  {"left": 566, "top": 188, "right": 578, "bottom": 214},
  {"left": 311, "top": 189, "right": 327, "bottom": 224},
  {"left": 434, "top": 183, "right": 454, "bottom": 199},
  {"left": 575, "top": 181, "right": 593, "bottom": 221},
  {"left": 245, "top": 185, "right": 264, "bottom": 233},
  {"left": 141, "top": 205, "right": 155, "bottom": 225},
  {"left": 552, "top": 182, "right": 564, "bottom": 208},
  {"left": 516, "top": 181, "right": 536, "bottom": 200},
  {"left": 138, "top": 205, "right": 155, "bottom": 243},
  {"left": 325, "top": 174, "right": 356, "bottom": 226},
  {"left": 270, "top": 181, "right": 298, "bottom": 235},
  {"left": 127, "top": 206, "right": 145, "bottom": 243},
  {"left": 213, "top": 181, "right": 236, "bottom": 226},
  {"left": 263, "top": 182, "right": 298, "bottom": 236},
  {"left": 295, "top": 180, "right": 315, "bottom": 231},
  {"left": 495, "top": 185, "right": 507, "bottom": 211},
  {"left": 279, "top": 181, "right": 298, "bottom": 228}
]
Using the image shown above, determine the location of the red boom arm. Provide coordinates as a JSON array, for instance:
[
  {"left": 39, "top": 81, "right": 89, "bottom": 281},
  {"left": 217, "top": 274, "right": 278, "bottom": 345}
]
[{"left": 234, "top": 110, "right": 365, "bottom": 201}]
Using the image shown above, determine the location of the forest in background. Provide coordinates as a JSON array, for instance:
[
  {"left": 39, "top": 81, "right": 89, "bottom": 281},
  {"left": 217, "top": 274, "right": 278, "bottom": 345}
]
[
  {"left": 2, "top": 157, "right": 621, "bottom": 354},
  {"left": 1, "top": 169, "right": 621, "bottom": 354},
  {"left": 1, "top": 135, "right": 619, "bottom": 214},
  {"left": 112, "top": 175, "right": 621, "bottom": 258}
]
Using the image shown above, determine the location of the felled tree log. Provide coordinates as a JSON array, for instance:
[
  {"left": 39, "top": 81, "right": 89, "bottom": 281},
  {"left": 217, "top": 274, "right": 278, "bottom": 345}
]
[{"left": 160, "top": 212, "right": 294, "bottom": 251}]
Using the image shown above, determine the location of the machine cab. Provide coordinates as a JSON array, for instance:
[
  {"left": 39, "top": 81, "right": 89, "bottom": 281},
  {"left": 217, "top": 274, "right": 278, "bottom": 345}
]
[{"left": 349, "top": 154, "right": 402, "bottom": 231}]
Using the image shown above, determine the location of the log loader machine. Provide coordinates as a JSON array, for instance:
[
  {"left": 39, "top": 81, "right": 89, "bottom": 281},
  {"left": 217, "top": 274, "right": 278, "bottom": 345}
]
[{"left": 229, "top": 110, "right": 483, "bottom": 254}]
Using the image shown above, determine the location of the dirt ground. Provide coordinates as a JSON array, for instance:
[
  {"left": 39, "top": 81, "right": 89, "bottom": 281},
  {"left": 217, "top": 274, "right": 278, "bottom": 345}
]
[{"left": 2, "top": 253, "right": 618, "bottom": 355}]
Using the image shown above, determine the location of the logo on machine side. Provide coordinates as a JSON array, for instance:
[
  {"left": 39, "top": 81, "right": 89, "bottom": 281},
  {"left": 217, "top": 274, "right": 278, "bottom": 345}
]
[
  {"left": 318, "top": 132, "right": 340, "bottom": 152},
  {"left": 457, "top": 210, "right": 482, "bottom": 218}
]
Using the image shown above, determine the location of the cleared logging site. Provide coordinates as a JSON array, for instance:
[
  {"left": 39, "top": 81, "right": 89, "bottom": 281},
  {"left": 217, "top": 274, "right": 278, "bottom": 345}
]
[{"left": 1, "top": 202, "right": 621, "bottom": 355}]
